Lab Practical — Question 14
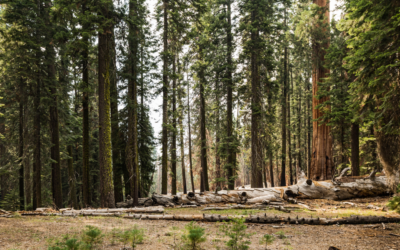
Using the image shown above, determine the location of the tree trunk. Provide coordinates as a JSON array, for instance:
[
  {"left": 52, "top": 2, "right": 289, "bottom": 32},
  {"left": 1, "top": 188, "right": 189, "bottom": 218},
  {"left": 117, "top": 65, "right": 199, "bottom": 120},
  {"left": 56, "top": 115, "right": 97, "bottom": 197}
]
[
  {"left": 126, "top": 0, "right": 139, "bottom": 206},
  {"left": 67, "top": 145, "right": 78, "bottom": 209},
  {"left": 226, "top": 0, "right": 235, "bottom": 190},
  {"left": 187, "top": 69, "right": 195, "bottom": 193},
  {"left": 288, "top": 65, "right": 294, "bottom": 185},
  {"left": 281, "top": 54, "right": 287, "bottom": 186},
  {"left": 178, "top": 56, "right": 187, "bottom": 194},
  {"left": 375, "top": 130, "right": 400, "bottom": 192},
  {"left": 81, "top": 2, "right": 91, "bottom": 207},
  {"left": 250, "top": 4, "right": 263, "bottom": 188},
  {"left": 310, "top": 0, "right": 332, "bottom": 181},
  {"left": 199, "top": 52, "right": 209, "bottom": 191},
  {"left": 121, "top": 134, "right": 131, "bottom": 199},
  {"left": 98, "top": 4, "right": 115, "bottom": 208},
  {"left": 297, "top": 72, "right": 302, "bottom": 179},
  {"left": 307, "top": 60, "right": 311, "bottom": 177},
  {"left": 269, "top": 152, "right": 274, "bottom": 187},
  {"left": 171, "top": 53, "right": 177, "bottom": 195},
  {"left": 24, "top": 152, "right": 31, "bottom": 206},
  {"left": 19, "top": 79, "right": 25, "bottom": 210},
  {"left": 110, "top": 27, "right": 123, "bottom": 203},
  {"left": 48, "top": 41, "right": 63, "bottom": 209},
  {"left": 0, "top": 106, "right": 6, "bottom": 204},
  {"left": 33, "top": 61, "right": 41, "bottom": 210},
  {"left": 215, "top": 71, "right": 221, "bottom": 189},
  {"left": 351, "top": 123, "right": 360, "bottom": 176},
  {"left": 161, "top": 0, "right": 169, "bottom": 195}
]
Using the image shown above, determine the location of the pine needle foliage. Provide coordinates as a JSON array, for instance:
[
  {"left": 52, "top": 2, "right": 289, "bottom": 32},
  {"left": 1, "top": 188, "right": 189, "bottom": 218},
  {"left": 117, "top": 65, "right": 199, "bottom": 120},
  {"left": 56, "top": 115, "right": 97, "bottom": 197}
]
[
  {"left": 220, "top": 217, "right": 254, "bottom": 250},
  {"left": 182, "top": 221, "right": 207, "bottom": 250}
]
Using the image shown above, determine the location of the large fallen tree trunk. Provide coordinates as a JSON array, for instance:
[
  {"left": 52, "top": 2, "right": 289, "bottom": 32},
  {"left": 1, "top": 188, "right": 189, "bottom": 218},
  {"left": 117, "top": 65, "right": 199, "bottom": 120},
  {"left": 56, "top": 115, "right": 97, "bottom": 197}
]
[
  {"left": 116, "top": 197, "right": 154, "bottom": 208},
  {"left": 123, "top": 213, "right": 400, "bottom": 225},
  {"left": 147, "top": 172, "right": 393, "bottom": 206},
  {"left": 15, "top": 212, "right": 400, "bottom": 225},
  {"left": 61, "top": 206, "right": 164, "bottom": 215}
]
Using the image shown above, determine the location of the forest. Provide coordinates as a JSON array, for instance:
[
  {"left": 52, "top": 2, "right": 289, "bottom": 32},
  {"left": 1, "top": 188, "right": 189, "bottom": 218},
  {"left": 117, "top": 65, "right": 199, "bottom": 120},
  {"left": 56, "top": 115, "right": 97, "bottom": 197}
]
[{"left": 0, "top": 0, "right": 400, "bottom": 249}]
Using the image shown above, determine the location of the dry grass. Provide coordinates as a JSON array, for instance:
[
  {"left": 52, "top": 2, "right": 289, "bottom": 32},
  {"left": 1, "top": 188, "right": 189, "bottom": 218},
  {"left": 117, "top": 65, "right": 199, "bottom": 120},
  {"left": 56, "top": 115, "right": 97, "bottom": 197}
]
[{"left": 1, "top": 196, "right": 400, "bottom": 250}]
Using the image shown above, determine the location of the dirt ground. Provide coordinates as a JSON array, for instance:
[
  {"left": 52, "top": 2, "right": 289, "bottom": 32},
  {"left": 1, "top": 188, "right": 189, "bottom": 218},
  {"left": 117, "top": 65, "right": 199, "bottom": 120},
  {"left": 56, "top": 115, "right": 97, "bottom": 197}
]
[{"left": 0, "top": 197, "right": 399, "bottom": 250}]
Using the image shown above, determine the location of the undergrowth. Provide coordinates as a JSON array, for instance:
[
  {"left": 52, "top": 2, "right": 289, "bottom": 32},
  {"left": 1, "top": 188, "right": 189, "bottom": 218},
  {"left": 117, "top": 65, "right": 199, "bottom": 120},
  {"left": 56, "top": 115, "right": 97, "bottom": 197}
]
[{"left": 387, "top": 184, "right": 400, "bottom": 214}]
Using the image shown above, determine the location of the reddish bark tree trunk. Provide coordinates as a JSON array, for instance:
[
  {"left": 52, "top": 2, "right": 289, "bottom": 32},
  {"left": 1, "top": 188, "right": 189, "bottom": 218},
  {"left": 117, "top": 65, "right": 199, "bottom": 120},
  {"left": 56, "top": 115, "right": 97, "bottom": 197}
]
[{"left": 310, "top": 0, "right": 333, "bottom": 181}]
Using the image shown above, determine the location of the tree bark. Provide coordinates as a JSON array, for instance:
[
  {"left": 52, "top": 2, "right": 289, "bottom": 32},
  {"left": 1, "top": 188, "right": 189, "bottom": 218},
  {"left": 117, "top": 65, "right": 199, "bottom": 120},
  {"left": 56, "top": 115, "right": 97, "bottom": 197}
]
[
  {"left": 161, "top": 0, "right": 169, "bottom": 195},
  {"left": 269, "top": 152, "right": 274, "bottom": 187},
  {"left": 110, "top": 27, "right": 123, "bottom": 203},
  {"left": 24, "top": 151, "right": 31, "bottom": 206},
  {"left": 351, "top": 123, "right": 360, "bottom": 176},
  {"left": 297, "top": 72, "right": 302, "bottom": 179},
  {"left": 281, "top": 53, "right": 288, "bottom": 186},
  {"left": 23, "top": 86, "right": 31, "bottom": 206},
  {"left": 187, "top": 69, "right": 195, "bottom": 193},
  {"left": 178, "top": 56, "right": 187, "bottom": 194},
  {"left": 48, "top": 41, "right": 63, "bottom": 209},
  {"left": 19, "top": 78, "right": 25, "bottom": 210},
  {"left": 250, "top": 3, "right": 263, "bottom": 188},
  {"left": 81, "top": 2, "right": 91, "bottom": 207},
  {"left": 0, "top": 106, "right": 6, "bottom": 204},
  {"left": 33, "top": 56, "right": 41, "bottom": 210},
  {"left": 98, "top": 2, "right": 115, "bottom": 208},
  {"left": 310, "top": 0, "right": 333, "bottom": 181},
  {"left": 67, "top": 145, "right": 78, "bottom": 209},
  {"left": 226, "top": 0, "right": 235, "bottom": 190},
  {"left": 215, "top": 71, "right": 221, "bottom": 189},
  {"left": 199, "top": 51, "right": 209, "bottom": 191},
  {"left": 171, "top": 53, "right": 177, "bottom": 195},
  {"left": 126, "top": 0, "right": 139, "bottom": 206},
  {"left": 307, "top": 59, "right": 311, "bottom": 177},
  {"left": 288, "top": 65, "right": 293, "bottom": 185}
]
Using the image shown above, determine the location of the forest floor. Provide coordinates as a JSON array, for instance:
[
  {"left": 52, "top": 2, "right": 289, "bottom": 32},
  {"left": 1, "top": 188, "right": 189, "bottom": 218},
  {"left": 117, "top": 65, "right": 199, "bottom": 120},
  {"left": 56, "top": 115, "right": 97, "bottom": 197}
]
[{"left": 1, "top": 197, "right": 400, "bottom": 250}]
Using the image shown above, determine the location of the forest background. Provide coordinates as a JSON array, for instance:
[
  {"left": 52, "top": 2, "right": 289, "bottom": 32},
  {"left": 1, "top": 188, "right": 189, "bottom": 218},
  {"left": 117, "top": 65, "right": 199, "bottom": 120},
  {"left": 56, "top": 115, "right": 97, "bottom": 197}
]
[{"left": 0, "top": 0, "right": 399, "bottom": 210}]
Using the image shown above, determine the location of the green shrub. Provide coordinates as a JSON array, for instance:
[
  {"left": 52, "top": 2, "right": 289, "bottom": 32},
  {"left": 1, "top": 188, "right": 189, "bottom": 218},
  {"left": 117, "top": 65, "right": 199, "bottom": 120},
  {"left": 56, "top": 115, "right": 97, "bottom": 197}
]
[
  {"left": 127, "top": 225, "right": 145, "bottom": 249},
  {"left": 387, "top": 184, "right": 400, "bottom": 213},
  {"left": 182, "top": 221, "right": 207, "bottom": 250},
  {"left": 276, "top": 230, "right": 286, "bottom": 239},
  {"left": 220, "top": 217, "right": 254, "bottom": 250},
  {"left": 259, "top": 234, "right": 275, "bottom": 250},
  {"left": 47, "top": 236, "right": 80, "bottom": 250},
  {"left": 0, "top": 189, "right": 20, "bottom": 211},
  {"left": 81, "top": 226, "right": 102, "bottom": 249}
]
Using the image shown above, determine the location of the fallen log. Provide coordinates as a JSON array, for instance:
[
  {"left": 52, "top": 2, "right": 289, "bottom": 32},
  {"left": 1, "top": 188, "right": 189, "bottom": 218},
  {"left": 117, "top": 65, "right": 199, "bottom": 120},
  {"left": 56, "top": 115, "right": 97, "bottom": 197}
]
[
  {"left": 21, "top": 213, "right": 63, "bottom": 216},
  {"left": 179, "top": 205, "right": 198, "bottom": 208},
  {"left": 12, "top": 212, "right": 400, "bottom": 225},
  {"left": 202, "top": 204, "right": 267, "bottom": 211},
  {"left": 116, "top": 197, "right": 154, "bottom": 208},
  {"left": 62, "top": 206, "right": 164, "bottom": 215},
  {"left": 149, "top": 171, "right": 393, "bottom": 206},
  {"left": 124, "top": 214, "right": 204, "bottom": 221}
]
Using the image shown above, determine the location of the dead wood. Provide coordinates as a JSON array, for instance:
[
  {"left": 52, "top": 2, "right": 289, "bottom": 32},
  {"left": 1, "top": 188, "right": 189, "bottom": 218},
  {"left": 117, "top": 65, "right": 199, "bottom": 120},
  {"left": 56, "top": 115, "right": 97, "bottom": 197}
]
[
  {"left": 62, "top": 206, "right": 164, "bottom": 215},
  {"left": 116, "top": 197, "right": 154, "bottom": 208},
  {"left": 338, "top": 167, "right": 351, "bottom": 178},
  {"left": 148, "top": 171, "right": 392, "bottom": 207},
  {"left": 12, "top": 212, "right": 400, "bottom": 226}
]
